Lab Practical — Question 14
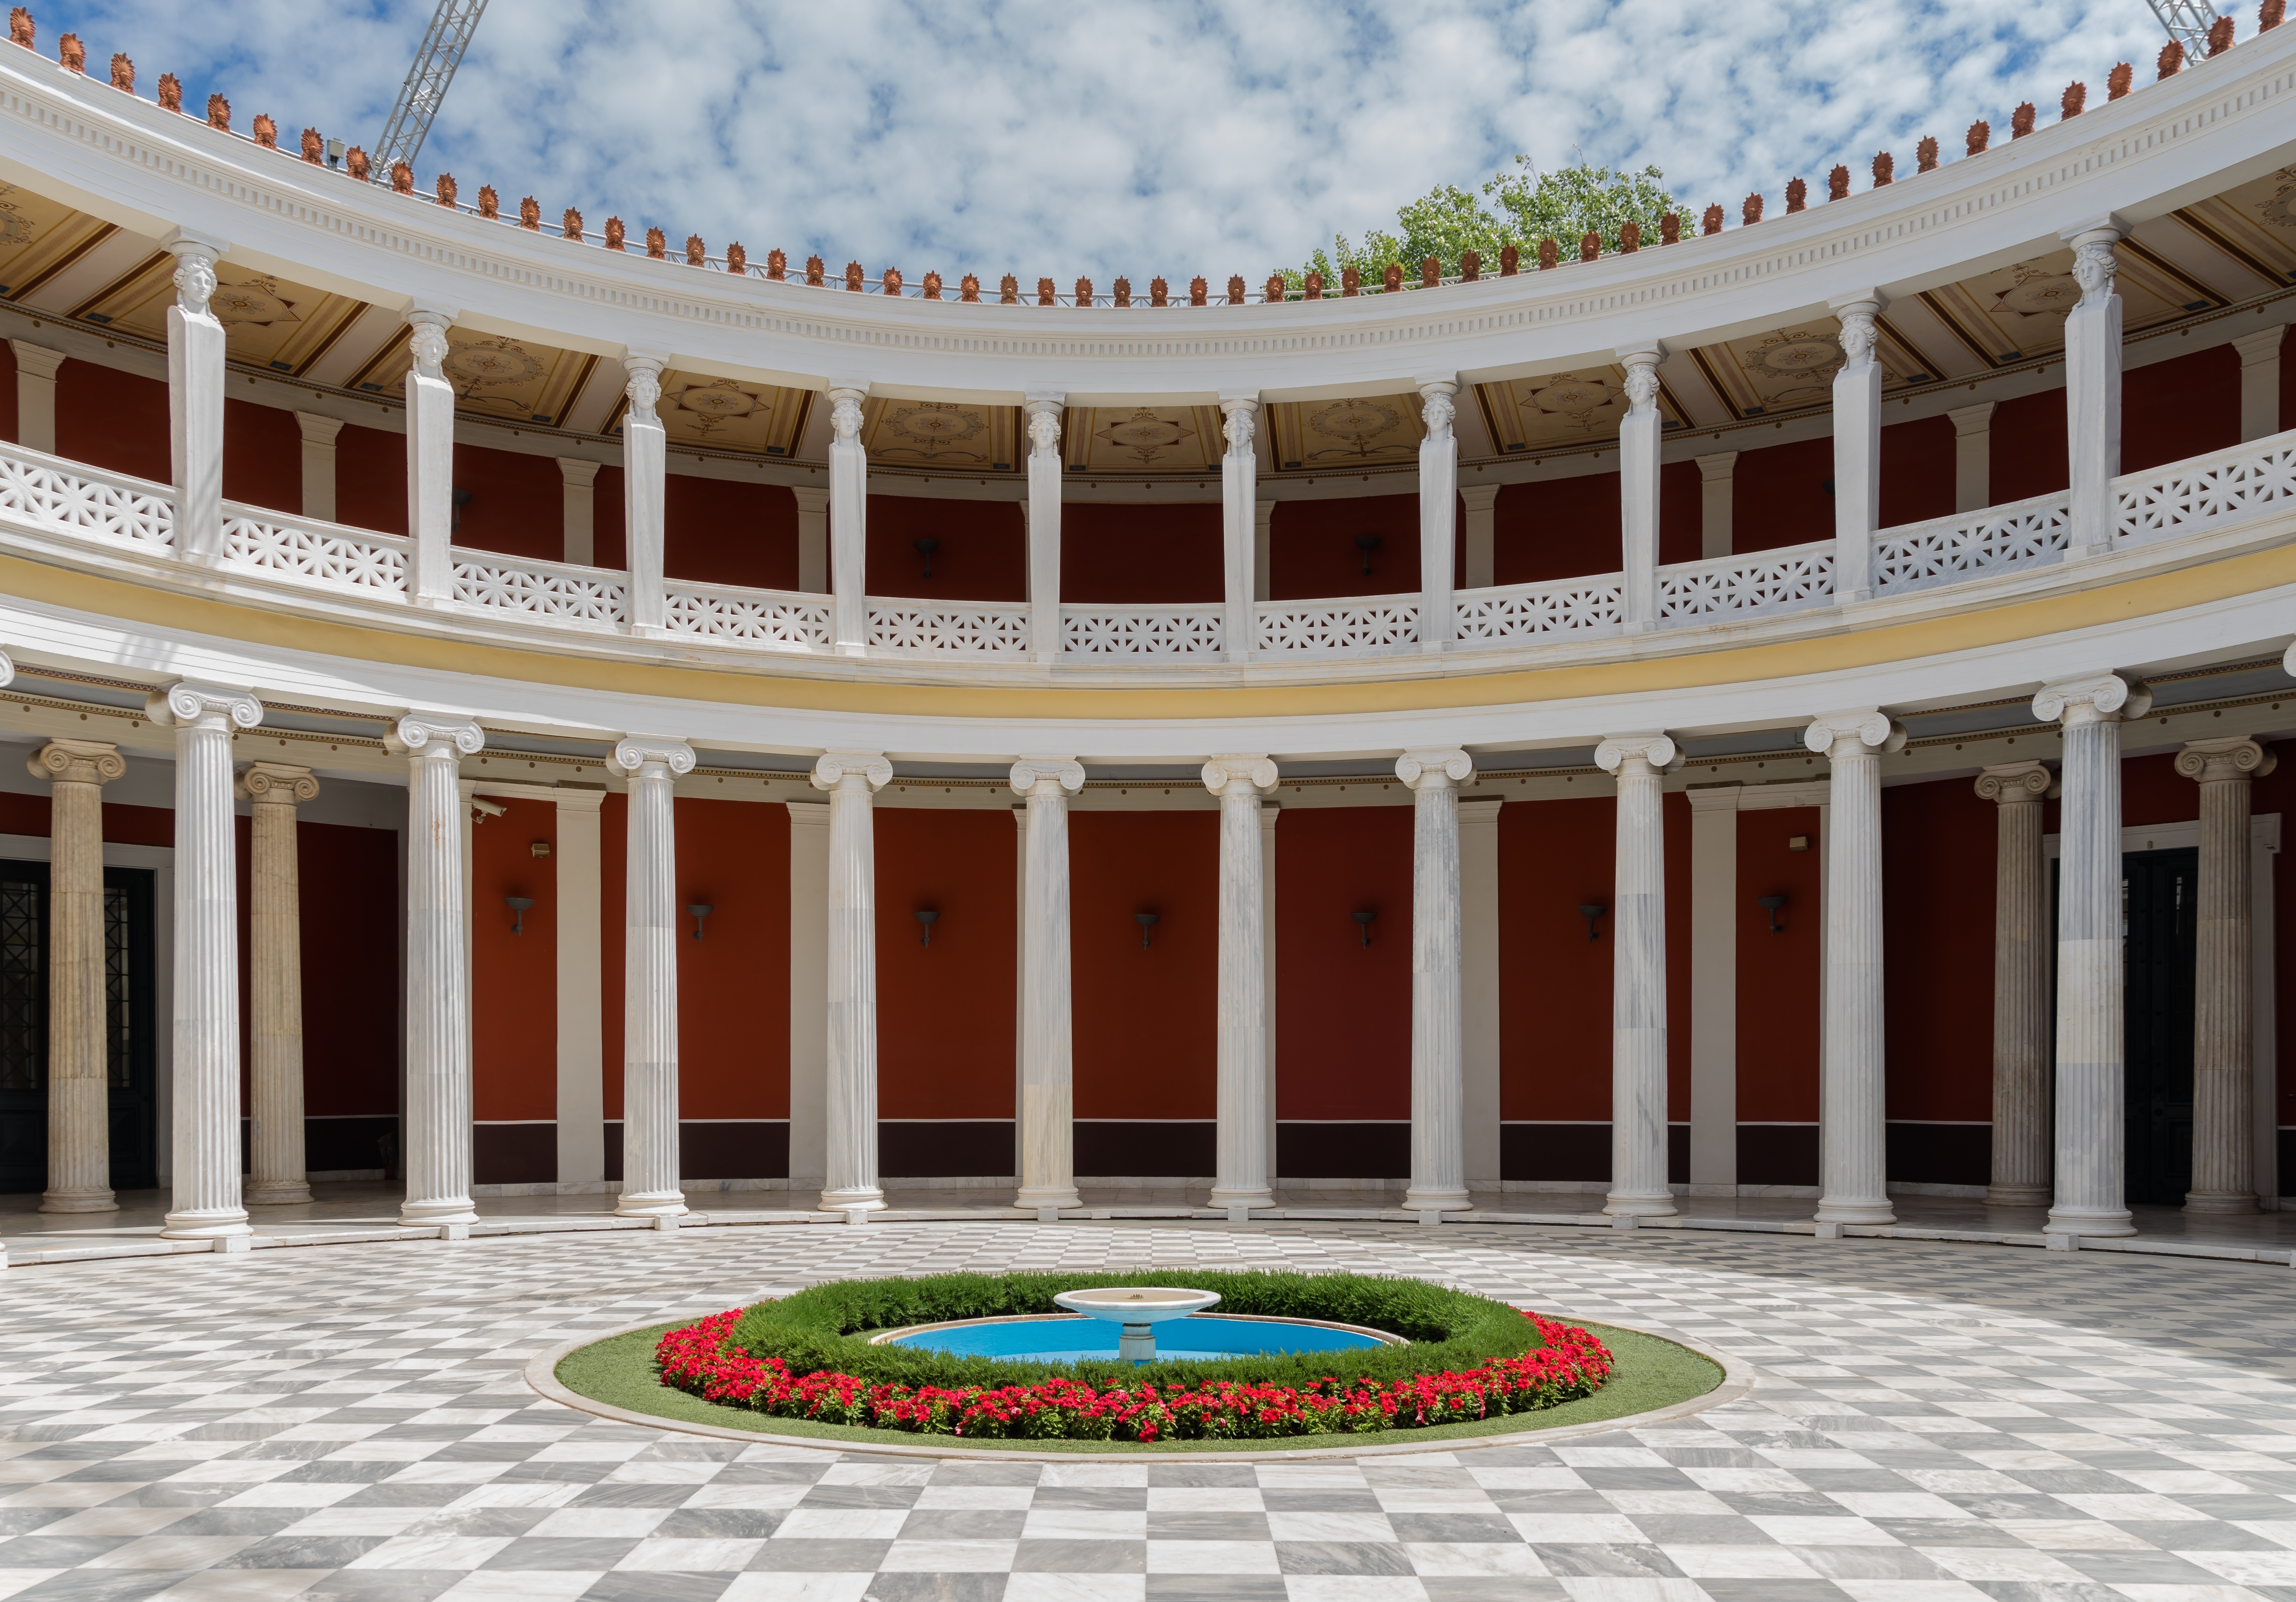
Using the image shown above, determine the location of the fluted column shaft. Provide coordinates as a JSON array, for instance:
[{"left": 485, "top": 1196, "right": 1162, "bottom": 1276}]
[
  {"left": 151, "top": 683, "right": 261, "bottom": 1239},
  {"left": 813, "top": 752, "right": 891, "bottom": 1210},
  {"left": 2180, "top": 737, "right": 2272, "bottom": 1214},
  {"left": 2038, "top": 673, "right": 2148, "bottom": 1236},
  {"left": 243, "top": 762, "right": 318, "bottom": 1206},
  {"left": 1205, "top": 756, "right": 1277, "bottom": 1210},
  {"left": 1011, "top": 757, "right": 1083, "bottom": 1210},
  {"left": 1809, "top": 711, "right": 1903, "bottom": 1225},
  {"left": 35, "top": 739, "right": 123, "bottom": 1213},
  {"left": 1399, "top": 749, "right": 1471, "bottom": 1210},
  {"left": 1596, "top": 734, "right": 1677, "bottom": 1217},
  {"left": 390, "top": 715, "right": 483, "bottom": 1229},
  {"left": 1977, "top": 762, "right": 2054, "bottom": 1207},
  {"left": 615, "top": 737, "right": 694, "bottom": 1218}
]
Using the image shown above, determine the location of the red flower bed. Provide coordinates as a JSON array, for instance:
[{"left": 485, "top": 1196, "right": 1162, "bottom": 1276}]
[{"left": 653, "top": 1308, "right": 1612, "bottom": 1442}]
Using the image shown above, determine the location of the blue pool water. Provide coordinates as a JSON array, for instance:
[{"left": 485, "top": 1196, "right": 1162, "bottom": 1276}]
[{"left": 884, "top": 1315, "right": 1389, "bottom": 1363}]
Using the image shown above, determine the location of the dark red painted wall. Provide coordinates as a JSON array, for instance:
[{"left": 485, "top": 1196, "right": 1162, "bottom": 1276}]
[
  {"left": 453, "top": 441, "right": 564, "bottom": 562},
  {"left": 667, "top": 477, "right": 799, "bottom": 590},
  {"left": 872, "top": 807, "right": 1015, "bottom": 1119},
  {"left": 471, "top": 797, "right": 556, "bottom": 1122},
  {"left": 0, "top": 341, "right": 16, "bottom": 443},
  {"left": 1990, "top": 389, "right": 2068, "bottom": 504},
  {"left": 592, "top": 464, "right": 627, "bottom": 570},
  {"left": 1270, "top": 494, "right": 1461, "bottom": 600},
  {"left": 675, "top": 797, "right": 789, "bottom": 1120},
  {"left": 1062, "top": 503, "right": 1223, "bottom": 604},
  {"left": 866, "top": 494, "right": 1025, "bottom": 601},
  {"left": 55, "top": 358, "right": 167, "bottom": 484},
  {"left": 1492, "top": 462, "right": 1700, "bottom": 584},
  {"left": 1731, "top": 435, "right": 1834, "bottom": 553},
  {"left": 1069, "top": 811, "right": 1218, "bottom": 1120},
  {"left": 295, "top": 819, "right": 399, "bottom": 1121},
  {"left": 1880, "top": 777, "right": 1995, "bottom": 1123},
  {"left": 2124, "top": 342, "right": 2239, "bottom": 474},
  {"left": 1879, "top": 413, "right": 1955, "bottom": 529},
  {"left": 335, "top": 421, "right": 407, "bottom": 536},
  {"left": 1497, "top": 795, "right": 1612, "bottom": 1119},
  {"left": 1737, "top": 806, "right": 1821, "bottom": 1122},
  {"left": 222, "top": 397, "right": 301, "bottom": 514},
  {"left": 1275, "top": 805, "right": 1412, "bottom": 1119},
  {"left": 2122, "top": 749, "right": 2197, "bottom": 830}
]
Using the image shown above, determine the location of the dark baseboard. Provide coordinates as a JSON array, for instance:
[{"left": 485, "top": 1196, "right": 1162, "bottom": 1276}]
[
  {"left": 1075, "top": 1121, "right": 1215, "bottom": 1178},
  {"left": 880, "top": 1120, "right": 1015, "bottom": 1179},
  {"left": 1276, "top": 1122, "right": 1409, "bottom": 1180}
]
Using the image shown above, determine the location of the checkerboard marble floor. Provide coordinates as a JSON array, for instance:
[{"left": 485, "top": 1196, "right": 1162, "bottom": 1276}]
[{"left": 6, "top": 1220, "right": 2296, "bottom": 1601}]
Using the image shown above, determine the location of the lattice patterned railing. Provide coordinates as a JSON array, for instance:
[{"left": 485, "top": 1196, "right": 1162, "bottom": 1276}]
[
  {"left": 1061, "top": 604, "right": 1224, "bottom": 657},
  {"left": 867, "top": 599, "right": 1031, "bottom": 654},
  {"left": 664, "top": 579, "right": 830, "bottom": 648},
  {"left": 2117, "top": 433, "right": 2296, "bottom": 544},
  {"left": 0, "top": 446, "right": 174, "bottom": 550},
  {"left": 1872, "top": 493, "right": 2071, "bottom": 595},
  {"left": 1453, "top": 576, "right": 1625, "bottom": 642},
  {"left": 1254, "top": 594, "right": 1420, "bottom": 654},
  {"left": 224, "top": 509, "right": 409, "bottom": 594},
  {"left": 452, "top": 550, "right": 628, "bottom": 626},
  {"left": 1657, "top": 542, "right": 1836, "bottom": 623}
]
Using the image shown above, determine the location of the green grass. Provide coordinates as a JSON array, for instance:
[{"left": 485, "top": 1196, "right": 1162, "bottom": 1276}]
[{"left": 556, "top": 1317, "right": 1723, "bottom": 1454}]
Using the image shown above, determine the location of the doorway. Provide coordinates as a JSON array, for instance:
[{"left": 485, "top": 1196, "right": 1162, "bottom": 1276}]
[{"left": 2123, "top": 846, "right": 2198, "bottom": 1207}]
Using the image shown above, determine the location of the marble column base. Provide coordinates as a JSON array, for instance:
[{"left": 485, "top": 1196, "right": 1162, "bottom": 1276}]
[
  {"left": 1402, "top": 1185, "right": 1471, "bottom": 1212},
  {"left": 1984, "top": 1182, "right": 2052, "bottom": 1208},
  {"left": 2043, "top": 1203, "right": 2135, "bottom": 1237},
  {"left": 398, "top": 1196, "right": 478, "bottom": 1228},
  {"left": 1602, "top": 1190, "right": 1677, "bottom": 1218},
  {"left": 820, "top": 1185, "right": 885, "bottom": 1212},
  {"left": 1015, "top": 1184, "right": 1080, "bottom": 1210},
  {"left": 1208, "top": 1184, "right": 1273, "bottom": 1210},
  {"left": 1813, "top": 1199, "right": 1894, "bottom": 1225},
  {"left": 2184, "top": 1189, "right": 2259, "bottom": 1215},
  {"left": 614, "top": 1190, "right": 688, "bottom": 1219},
  {"left": 245, "top": 1180, "right": 312, "bottom": 1207},
  {"left": 159, "top": 1208, "right": 250, "bottom": 1240},
  {"left": 39, "top": 1186, "right": 117, "bottom": 1214}
]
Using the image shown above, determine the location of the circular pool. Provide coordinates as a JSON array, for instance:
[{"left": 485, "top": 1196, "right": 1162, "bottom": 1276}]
[{"left": 872, "top": 1312, "right": 1404, "bottom": 1365}]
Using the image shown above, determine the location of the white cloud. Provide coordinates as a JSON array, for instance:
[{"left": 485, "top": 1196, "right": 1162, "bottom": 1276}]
[{"left": 29, "top": 0, "right": 2191, "bottom": 280}]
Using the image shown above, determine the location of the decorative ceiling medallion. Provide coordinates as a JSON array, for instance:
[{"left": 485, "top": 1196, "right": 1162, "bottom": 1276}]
[
  {"left": 1991, "top": 264, "right": 2082, "bottom": 320},
  {"left": 209, "top": 276, "right": 300, "bottom": 327},
  {"left": 885, "top": 403, "right": 984, "bottom": 445},
  {"left": 2256, "top": 165, "right": 2296, "bottom": 229},
  {"left": 1746, "top": 333, "right": 1844, "bottom": 377},
  {"left": 1307, "top": 400, "right": 1403, "bottom": 444},
  {"left": 1521, "top": 373, "right": 1619, "bottom": 433},
  {"left": 1095, "top": 408, "right": 1194, "bottom": 466},
  {"left": 0, "top": 186, "right": 36, "bottom": 250},
  {"left": 445, "top": 337, "right": 544, "bottom": 388}
]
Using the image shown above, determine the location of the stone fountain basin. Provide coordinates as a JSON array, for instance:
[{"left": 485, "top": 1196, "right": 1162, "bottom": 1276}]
[{"left": 1050, "top": 1287, "right": 1222, "bottom": 1325}]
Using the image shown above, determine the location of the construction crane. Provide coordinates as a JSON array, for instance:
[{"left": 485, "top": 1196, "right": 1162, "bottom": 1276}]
[
  {"left": 371, "top": 0, "right": 488, "bottom": 178},
  {"left": 2147, "top": 0, "right": 2222, "bottom": 56}
]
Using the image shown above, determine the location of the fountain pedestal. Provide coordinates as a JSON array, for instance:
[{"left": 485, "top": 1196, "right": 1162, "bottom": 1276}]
[{"left": 1052, "top": 1287, "right": 1222, "bottom": 1364}]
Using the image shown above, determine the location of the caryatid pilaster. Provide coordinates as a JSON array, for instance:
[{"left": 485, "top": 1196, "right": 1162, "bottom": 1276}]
[
  {"left": 1203, "top": 754, "right": 1279, "bottom": 1212},
  {"left": 1011, "top": 756, "right": 1086, "bottom": 1212},
  {"left": 1397, "top": 747, "right": 1472, "bottom": 1212},
  {"left": 1594, "top": 733, "right": 1679, "bottom": 1218},
  {"left": 239, "top": 760, "right": 319, "bottom": 1207},
  {"left": 1023, "top": 397, "right": 1065, "bottom": 663},
  {"left": 2176, "top": 735, "right": 2275, "bottom": 1215},
  {"left": 147, "top": 680, "right": 263, "bottom": 1241},
  {"left": 613, "top": 735, "right": 696, "bottom": 1220},
  {"left": 2033, "top": 671, "right": 2149, "bottom": 1237},
  {"left": 1218, "top": 397, "right": 1260, "bottom": 664},
  {"left": 33, "top": 738, "right": 125, "bottom": 1214},
  {"left": 1414, "top": 380, "right": 1459, "bottom": 653},
  {"left": 162, "top": 231, "right": 227, "bottom": 566},
  {"left": 1974, "top": 761, "right": 2054, "bottom": 1208},
  {"left": 385, "top": 712, "right": 486, "bottom": 1231},
  {"left": 811, "top": 750, "right": 892, "bottom": 1211},
  {"left": 1805, "top": 709, "right": 1906, "bottom": 1229},
  {"left": 826, "top": 387, "right": 870, "bottom": 656},
  {"left": 404, "top": 308, "right": 459, "bottom": 604}
]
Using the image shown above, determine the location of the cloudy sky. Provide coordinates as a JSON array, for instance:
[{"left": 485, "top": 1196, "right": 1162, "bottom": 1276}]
[{"left": 29, "top": 0, "right": 2187, "bottom": 281}]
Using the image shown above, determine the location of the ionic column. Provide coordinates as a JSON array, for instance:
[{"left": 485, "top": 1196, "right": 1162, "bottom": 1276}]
[
  {"left": 2179, "top": 736, "right": 2274, "bottom": 1214},
  {"left": 9, "top": 340, "right": 63, "bottom": 454},
  {"left": 614, "top": 736, "right": 695, "bottom": 1219},
  {"left": 1415, "top": 379, "right": 1458, "bottom": 652},
  {"left": 147, "top": 682, "right": 262, "bottom": 1241},
  {"left": 1024, "top": 395, "right": 1064, "bottom": 664},
  {"left": 404, "top": 308, "right": 457, "bottom": 603},
  {"left": 1595, "top": 733, "right": 1678, "bottom": 1218},
  {"left": 622, "top": 354, "right": 668, "bottom": 634},
  {"left": 1398, "top": 748, "right": 1472, "bottom": 1212},
  {"left": 2233, "top": 327, "right": 2285, "bottom": 444},
  {"left": 1807, "top": 710, "right": 1905, "bottom": 1227},
  {"left": 295, "top": 412, "right": 344, "bottom": 523},
  {"left": 1695, "top": 452, "right": 1736, "bottom": 559},
  {"left": 1948, "top": 402, "right": 1995, "bottom": 514},
  {"left": 1010, "top": 757, "right": 1084, "bottom": 1211},
  {"left": 241, "top": 761, "right": 318, "bottom": 1206},
  {"left": 1219, "top": 396, "right": 1260, "bottom": 663},
  {"left": 2063, "top": 223, "right": 2124, "bottom": 557},
  {"left": 827, "top": 387, "right": 869, "bottom": 655},
  {"left": 1828, "top": 293, "right": 1886, "bottom": 602},
  {"left": 1975, "top": 761, "right": 2053, "bottom": 1207},
  {"left": 2036, "top": 672, "right": 2150, "bottom": 1236},
  {"left": 386, "top": 713, "right": 485, "bottom": 1230},
  {"left": 557, "top": 458, "right": 600, "bottom": 566},
  {"left": 1617, "top": 345, "right": 1665, "bottom": 629},
  {"left": 1204, "top": 755, "right": 1278, "bottom": 1210},
  {"left": 32, "top": 738, "right": 124, "bottom": 1213},
  {"left": 163, "top": 232, "right": 227, "bottom": 566},
  {"left": 812, "top": 751, "right": 891, "bottom": 1210}
]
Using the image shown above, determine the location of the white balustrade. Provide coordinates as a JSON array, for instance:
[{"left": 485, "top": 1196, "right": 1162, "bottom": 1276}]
[
  {"left": 1254, "top": 594, "right": 1420, "bottom": 654},
  {"left": 664, "top": 578, "right": 832, "bottom": 649},
  {"left": 223, "top": 508, "right": 409, "bottom": 594},
  {"left": 1061, "top": 604, "right": 1225, "bottom": 657},
  {"left": 1872, "top": 493, "right": 2072, "bottom": 594},
  {"left": 1656, "top": 541, "right": 1836, "bottom": 624},
  {"left": 2115, "top": 432, "right": 2296, "bottom": 544},
  {"left": 452, "top": 549, "right": 629, "bottom": 627},
  {"left": 866, "top": 599, "right": 1031, "bottom": 654},
  {"left": 1452, "top": 575, "right": 1625, "bottom": 642},
  {"left": 0, "top": 445, "right": 174, "bottom": 550}
]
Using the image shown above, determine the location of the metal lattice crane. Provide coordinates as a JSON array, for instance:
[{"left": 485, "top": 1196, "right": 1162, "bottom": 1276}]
[
  {"left": 2146, "top": 0, "right": 2222, "bottom": 56},
  {"left": 371, "top": 0, "right": 488, "bottom": 177}
]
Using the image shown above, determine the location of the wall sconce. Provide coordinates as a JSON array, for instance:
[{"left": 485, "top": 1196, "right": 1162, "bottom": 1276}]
[
  {"left": 1758, "top": 894, "right": 1787, "bottom": 935},
  {"left": 505, "top": 896, "right": 534, "bottom": 936},
  {"left": 1354, "top": 534, "right": 1381, "bottom": 576},
  {"left": 1351, "top": 909, "right": 1376, "bottom": 947},
  {"left": 1134, "top": 911, "right": 1160, "bottom": 949},
  {"left": 531, "top": 840, "right": 551, "bottom": 859},
  {"left": 913, "top": 537, "right": 940, "bottom": 580},
  {"left": 687, "top": 902, "right": 713, "bottom": 941},
  {"left": 916, "top": 908, "right": 939, "bottom": 947},
  {"left": 1579, "top": 903, "right": 1606, "bottom": 942}
]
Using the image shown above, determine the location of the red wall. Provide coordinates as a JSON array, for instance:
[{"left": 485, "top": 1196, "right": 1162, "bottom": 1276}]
[
  {"left": 335, "top": 421, "right": 407, "bottom": 535},
  {"left": 1271, "top": 494, "right": 1461, "bottom": 600},
  {"left": 592, "top": 463, "right": 626, "bottom": 569},
  {"left": 872, "top": 807, "right": 1015, "bottom": 1119},
  {"left": 223, "top": 398, "right": 301, "bottom": 514},
  {"left": 471, "top": 797, "right": 556, "bottom": 1122},
  {"left": 865, "top": 494, "right": 1025, "bottom": 601},
  {"left": 1068, "top": 811, "right": 1218, "bottom": 1120},
  {"left": 1275, "top": 805, "right": 1412, "bottom": 1120},
  {"left": 453, "top": 440, "right": 564, "bottom": 561},
  {"left": 1990, "top": 389, "right": 2068, "bottom": 503},
  {"left": 0, "top": 341, "right": 16, "bottom": 443},
  {"left": 294, "top": 819, "right": 400, "bottom": 1122},
  {"left": 1498, "top": 795, "right": 1613, "bottom": 1120},
  {"left": 1062, "top": 503, "right": 1223, "bottom": 604},
  {"left": 667, "top": 477, "right": 799, "bottom": 590},
  {"left": 1492, "top": 463, "right": 1700, "bottom": 584},
  {"left": 56, "top": 359, "right": 167, "bottom": 484},
  {"left": 1737, "top": 806, "right": 1821, "bottom": 1123},
  {"left": 2125, "top": 342, "right": 2240, "bottom": 474},
  {"left": 674, "top": 797, "right": 789, "bottom": 1120},
  {"left": 1879, "top": 413, "right": 1956, "bottom": 529},
  {"left": 1732, "top": 435, "right": 1834, "bottom": 553},
  {"left": 1880, "top": 777, "right": 1995, "bottom": 1123}
]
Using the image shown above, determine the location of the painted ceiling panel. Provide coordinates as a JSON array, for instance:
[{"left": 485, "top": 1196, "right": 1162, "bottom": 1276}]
[
  {"left": 31, "top": 232, "right": 159, "bottom": 321},
  {"left": 658, "top": 373, "right": 813, "bottom": 457},
  {"left": 1471, "top": 367, "right": 1690, "bottom": 454},
  {"left": 863, "top": 397, "right": 1019, "bottom": 471},
  {"left": 2169, "top": 162, "right": 2296, "bottom": 294},
  {"left": 1263, "top": 394, "right": 1423, "bottom": 473},
  {"left": 1064, "top": 404, "right": 1222, "bottom": 474},
  {"left": 0, "top": 182, "right": 117, "bottom": 307}
]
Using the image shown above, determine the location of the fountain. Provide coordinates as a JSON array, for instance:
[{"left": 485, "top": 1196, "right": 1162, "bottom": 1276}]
[
  {"left": 872, "top": 1284, "right": 1402, "bottom": 1366},
  {"left": 1052, "top": 1286, "right": 1221, "bottom": 1363}
]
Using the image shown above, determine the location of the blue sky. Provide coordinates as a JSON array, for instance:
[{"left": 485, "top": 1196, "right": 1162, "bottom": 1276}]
[{"left": 21, "top": 0, "right": 2184, "bottom": 281}]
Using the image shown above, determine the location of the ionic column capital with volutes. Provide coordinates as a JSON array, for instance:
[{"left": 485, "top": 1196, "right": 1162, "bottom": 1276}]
[
  {"left": 145, "top": 681, "right": 261, "bottom": 734},
  {"left": 1009, "top": 757, "right": 1085, "bottom": 798},
  {"left": 1975, "top": 760, "right": 2054, "bottom": 805},
  {"left": 811, "top": 751, "right": 892, "bottom": 795},
  {"left": 237, "top": 760, "right": 318, "bottom": 805},
  {"left": 1396, "top": 749, "right": 1471, "bottom": 791},
  {"left": 385, "top": 713, "right": 486, "bottom": 761},
  {"left": 2034, "top": 672, "right": 2150, "bottom": 728},
  {"left": 30, "top": 738, "right": 124, "bottom": 788},
  {"left": 612, "top": 735, "right": 696, "bottom": 779},
  {"left": 1595, "top": 732, "right": 1679, "bottom": 778},
  {"left": 2176, "top": 736, "right": 2277, "bottom": 785},
  {"left": 1804, "top": 710, "right": 1906, "bottom": 760},
  {"left": 1202, "top": 754, "right": 1277, "bottom": 798}
]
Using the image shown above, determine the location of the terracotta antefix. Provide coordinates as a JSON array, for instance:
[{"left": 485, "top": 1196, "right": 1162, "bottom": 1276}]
[
  {"left": 1225, "top": 274, "right": 1245, "bottom": 304},
  {"left": 477, "top": 187, "right": 499, "bottom": 220},
  {"left": 345, "top": 146, "right": 369, "bottom": 181},
  {"left": 207, "top": 93, "right": 230, "bottom": 131},
  {"left": 922, "top": 270, "right": 943, "bottom": 300},
  {"left": 1785, "top": 177, "right": 1807, "bottom": 213},
  {"left": 1150, "top": 276, "right": 1169, "bottom": 307},
  {"left": 561, "top": 207, "right": 582, "bottom": 240},
  {"left": 1301, "top": 271, "right": 1321, "bottom": 301},
  {"left": 1966, "top": 119, "right": 1990, "bottom": 155},
  {"left": 725, "top": 242, "right": 747, "bottom": 275},
  {"left": 1700, "top": 205, "right": 1722, "bottom": 235},
  {"left": 1742, "top": 193, "right": 1763, "bottom": 225},
  {"left": 644, "top": 227, "right": 667, "bottom": 260},
  {"left": 56, "top": 31, "right": 80, "bottom": 72},
  {"left": 1380, "top": 263, "right": 1401, "bottom": 292},
  {"left": 767, "top": 248, "right": 788, "bottom": 279},
  {"left": 2207, "top": 14, "right": 2234, "bottom": 54},
  {"left": 995, "top": 273, "right": 1015, "bottom": 303},
  {"left": 1112, "top": 276, "right": 1131, "bottom": 307},
  {"left": 1916, "top": 135, "right": 1939, "bottom": 171},
  {"left": 1459, "top": 249, "right": 1480, "bottom": 281},
  {"left": 435, "top": 173, "right": 457, "bottom": 208},
  {"left": 2107, "top": 62, "right": 2133, "bottom": 99},
  {"left": 2062, "top": 81, "right": 2086, "bottom": 118},
  {"left": 1497, "top": 245, "right": 1518, "bottom": 275},
  {"left": 1660, "top": 212, "right": 1680, "bottom": 243},
  {"left": 1419, "top": 255, "right": 1440, "bottom": 288},
  {"left": 1263, "top": 273, "right": 1285, "bottom": 303},
  {"left": 300, "top": 127, "right": 321, "bottom": 164},
  {"left": 157, "top": 72, "right": 181, "bottom": 111},
  {"left": 1620, "top": 221, "right": 1641, "bottom": 253},
  {"left": 2157, "top": 41, "right": 2182, "bottom": 79},
  {"left": 1827, "top": 164, "right": 1849, "bottom": 200},
  {"left": 603, "top": 217, "right": 626, "bottom": 251},
  {"left": 804, "top": 254, "right": 824, "bottom": 286},
  {"left": 1579, "top": 231, "right": 1598, "bottom": 261},
  {"left": 1036, "top": 276, "right": 1055, "bottom": 306},
  {"left": 1074, "top": 277, "right": 1092, "bottom": 306},
  {"left": 252, "top": 113, "right": 276, "bottom": 149},
  {"left": 843, "top": 260, "right": 863, "bottom": 291},
  {"left": 960, "top": 272, "right": 981, "bottom": 303},
  {"left": 886, "top": 265, "right": 906, "bottom": 296},
  {"left": 2010, "top": 102, "right": 2035, "bottom": 138},
  {"left": 1538, "top": 235, "right": 1559, "bottom": 267},
  {"left": 684, "top": 235, "right": 705, "bottom": 266},
  {"left": 108, "top": 53, "right": 130, "bottom": 92},
  {"left": 1872, "top": 151, "right": 1894, "bottom": 185},
  {"left": 390, "top": 161, "right": 414, "bottom": 195},
  {"left": 7, "top": 10, "right": 29, "bottom": 49},
  {"left": 518, "top": 196, "right": 541, "bottom": 230},
  {"left": 2264, "top": 0, "right": 2285, "bottom": 30}
]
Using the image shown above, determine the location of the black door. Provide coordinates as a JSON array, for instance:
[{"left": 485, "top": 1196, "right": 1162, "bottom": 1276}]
[
  {"left": 0, "top": 859, "right": 158, "bottom": 1195},
  {"left": 2124, "top": 846, "right": 2198, "bottom": 1207}
]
